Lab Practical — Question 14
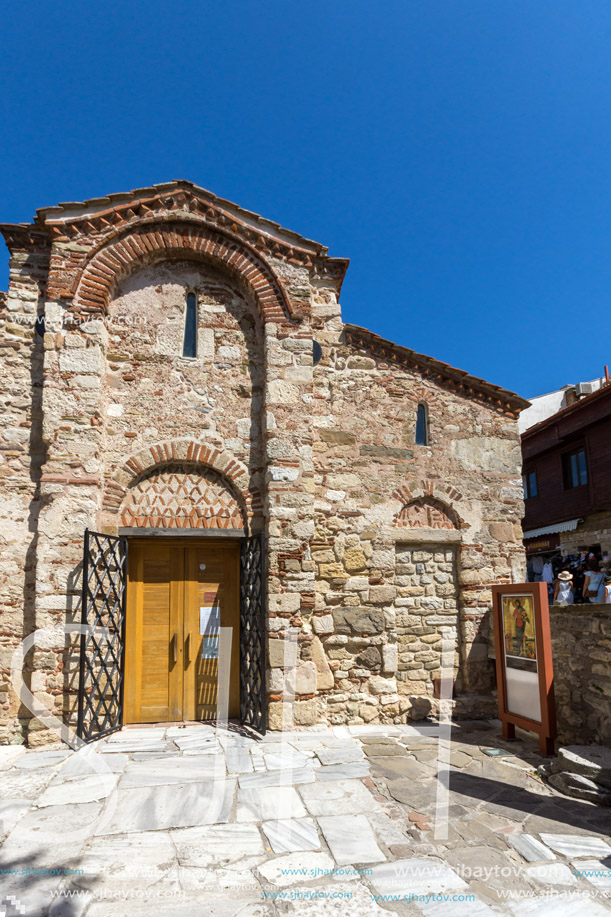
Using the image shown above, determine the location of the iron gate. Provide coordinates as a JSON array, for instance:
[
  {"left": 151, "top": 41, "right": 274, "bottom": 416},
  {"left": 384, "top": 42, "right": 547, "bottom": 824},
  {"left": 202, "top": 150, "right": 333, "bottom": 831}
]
[
  {"left": 77, "top": 529, "right": 128, "bottom": 743},
  {"left": 239, "top": 532, "right": 267, "bottom": 734}
]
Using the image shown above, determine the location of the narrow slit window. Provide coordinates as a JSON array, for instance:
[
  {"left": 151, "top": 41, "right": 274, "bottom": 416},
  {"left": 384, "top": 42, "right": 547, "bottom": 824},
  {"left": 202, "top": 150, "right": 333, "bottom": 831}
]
[
  {"left": 182, "top": 291, "right": 198, "bottom": 358},
  {"left": 415, "top": 403, "right": 428, "bottom": 446}
]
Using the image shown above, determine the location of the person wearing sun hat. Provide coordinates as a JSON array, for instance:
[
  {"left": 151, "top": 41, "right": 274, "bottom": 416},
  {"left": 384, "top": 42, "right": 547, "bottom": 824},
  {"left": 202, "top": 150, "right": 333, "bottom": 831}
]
[{"left": 553, "top": 570, "right": 574, "bottom": 605}]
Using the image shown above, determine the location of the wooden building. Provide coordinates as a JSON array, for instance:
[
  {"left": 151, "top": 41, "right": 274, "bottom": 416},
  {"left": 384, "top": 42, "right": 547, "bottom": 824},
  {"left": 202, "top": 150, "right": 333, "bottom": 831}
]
[{"left": 521, "top": 382, "right": 611, "bottom": 563}]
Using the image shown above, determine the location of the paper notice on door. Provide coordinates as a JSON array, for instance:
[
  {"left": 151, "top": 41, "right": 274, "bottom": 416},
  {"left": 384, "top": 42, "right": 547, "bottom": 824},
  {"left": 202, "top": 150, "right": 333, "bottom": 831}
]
[
  {"left": 201, "top": 636, "right": 219, "bottom": 659},
  {"left": 200, "top": 605, "right": 221, "bottom": 636}
]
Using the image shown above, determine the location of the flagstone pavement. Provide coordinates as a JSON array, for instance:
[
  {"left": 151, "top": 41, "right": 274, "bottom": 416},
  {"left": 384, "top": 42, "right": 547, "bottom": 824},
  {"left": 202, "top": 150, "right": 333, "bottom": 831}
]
[{"left": 0, "top": 720, "right": 610, "bottom": 916}]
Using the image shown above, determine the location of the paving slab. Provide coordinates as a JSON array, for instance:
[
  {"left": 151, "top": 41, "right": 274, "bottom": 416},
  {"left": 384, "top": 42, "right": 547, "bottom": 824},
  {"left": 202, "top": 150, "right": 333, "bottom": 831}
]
[
  {"left": 171, "top": 823, "right": 264, "bottom": 866},
  {"left": 226, "top": 747, "right": 253, "bottom": 774},
  {"left": 446, "top": 845, "right": 533, "bottom": 901},
  {"left": 96, "top": 779, "right": 235, "bottom": 834},
  {"left": 0, "top": 746, "right": 26, "bottom": 767},
  {"left": 524, "top": 862, "right": 577, "bottom": 886},
  {"left": 0, "top": 770, "right": 53, "bottom": 800},
  {"left": 57, "top": 751, "right": 128, "bottom": 779},
  {"left": 315, "top": 745, "right": 364, "bottom": 766},
  {"left": 418, "top": 898, "right": 497, "bottom": 916},
  {"left": 237, "top": 785, "right": 306, "bottom": 821},
  {"left": 506, "top": 833, "right": 557, "bottom": 862},
  {"left": 282, "top": 880, "right": 398, "bottom": 915},
  {"left": 507, "top": 897, "right": 611, "bottom": 916},
  {"left": 315, "top": 762, "right": 371, "bottom": 782},
  {"left": 538, "top": 833, "right": 611, "bottom": 858},
  {"left": 298, "top": 779, "right": 380, "bottom": 817},
  {"left": 69, "top": 830, "right": 176, "bottom": 887},
  {"left": 571, "top": 858, "right": 611, "bottom": 890},
  {"left": 119, "top": 755, "right": 223, "bottom": 786},
  {"left": 99, "top": 742, "right": 171, "bottom": 754},
  {"left": 318, "top": 814, "right": 386, "bottom": 866},
  {"left": 237, "top": 767, "right": 315, "bottom": 789},
  {"left": 258, "top": 851, "right": 334, "bottom": 887},
  {"left": 264, "top": 750, "right": 311, "bottom": 770},
  {"left": 0, "top": 797, "right": 31, "bottom": 836},
  {"left": 368, "top": 857, "right": 467, "bottom": 896},
  {"left": 0, "top": 801, "right": 102, "bottom": 861},
  {"left": 166, "top": 725, "right": 214, "bottom": 737},
  {"left": 366, "top": 810, "right": 407, "bottom": 846},
  {"left": 261, "top": 817, "right": 320, "bottom": 853},
  {"left": 362, "top": 743, "right": 409, "bottom": 757},
  {"left": 13, "top": 749, "right": 71, "bottom": 769},
  {"left": 81, "top": 890, "right": 270, "bottom": 917},
  {"left": 36, "top": 773, "right": 119, "bottom": 807}
]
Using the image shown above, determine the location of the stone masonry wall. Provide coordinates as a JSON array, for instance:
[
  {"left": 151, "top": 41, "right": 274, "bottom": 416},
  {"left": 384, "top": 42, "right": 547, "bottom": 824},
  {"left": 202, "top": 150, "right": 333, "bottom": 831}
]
[
  {"left": 550, "top": 605, "right": 611, "bottom": 746},
  {"left": 309, "top": 289, "right": 527, "bottom": 726},
  {"left": 0, "top": 244, "right": 47, "bottom": 745},
  {"left": 394, "top": 544, "right": 459, "bottom": 719}
]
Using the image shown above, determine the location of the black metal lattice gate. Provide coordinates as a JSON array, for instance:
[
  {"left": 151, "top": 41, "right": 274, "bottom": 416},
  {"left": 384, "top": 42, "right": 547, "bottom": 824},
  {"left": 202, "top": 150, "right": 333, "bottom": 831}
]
[
  {"left": 77, "top": 529, "right": 128, "bottom": 743},
  {"left": 77, "top": 528, "right": 266, "bottom": 740},
  {"left": 239, "top": 532, "right": 267, "bottom": 735}
]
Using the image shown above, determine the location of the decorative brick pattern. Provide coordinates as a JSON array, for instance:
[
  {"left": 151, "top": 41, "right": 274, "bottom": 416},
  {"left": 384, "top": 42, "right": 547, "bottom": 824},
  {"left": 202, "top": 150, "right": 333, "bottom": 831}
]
[
  {"left": 121, "top": 464, "right": 244, "bottom": 529},
  {"left": 103, "top": 438, "right": 264, "bottom": 521},
  {"left": 395, "top": 498, "right": 458, "bottom": 529}
]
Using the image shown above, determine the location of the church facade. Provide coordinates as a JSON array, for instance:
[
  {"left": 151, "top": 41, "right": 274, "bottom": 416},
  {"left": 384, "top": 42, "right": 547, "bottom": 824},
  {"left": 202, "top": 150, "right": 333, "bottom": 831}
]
[{"left": 0, "top": 182, "right": 528, "bottom": 745}]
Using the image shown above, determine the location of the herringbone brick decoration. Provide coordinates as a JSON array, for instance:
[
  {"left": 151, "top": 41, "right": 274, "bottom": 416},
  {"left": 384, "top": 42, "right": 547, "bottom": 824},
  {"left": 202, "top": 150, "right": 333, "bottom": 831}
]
[
  {"left": 395, "top": 497, "right": 457, "bottom": 529},
  {"left": 121, "top": 463, "right": 245, "bottom": 529}
]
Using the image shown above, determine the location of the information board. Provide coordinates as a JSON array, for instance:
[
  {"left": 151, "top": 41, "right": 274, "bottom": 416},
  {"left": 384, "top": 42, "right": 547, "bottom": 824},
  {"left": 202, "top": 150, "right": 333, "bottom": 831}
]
[{"left": 491, "top": 582, "right": 556, "bottom": 755}]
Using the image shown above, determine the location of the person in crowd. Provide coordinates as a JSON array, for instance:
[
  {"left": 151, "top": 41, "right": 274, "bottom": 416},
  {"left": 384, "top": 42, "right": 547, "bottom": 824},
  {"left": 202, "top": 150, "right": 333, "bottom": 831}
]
[
  {"left": 604, "top": 574, "right": 611, "bottom": 605},
  {"left": 552, "top": 570, "right": 574, "bottom": 605},
  {"left": 582, "top": 557, "right": 606, "bottom": 603}
]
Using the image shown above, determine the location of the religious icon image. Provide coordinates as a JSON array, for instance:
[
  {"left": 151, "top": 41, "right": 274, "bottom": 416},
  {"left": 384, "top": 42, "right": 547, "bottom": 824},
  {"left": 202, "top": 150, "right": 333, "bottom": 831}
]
[{"left": 502, "top": 594, "right": 536, "bottom": 660}]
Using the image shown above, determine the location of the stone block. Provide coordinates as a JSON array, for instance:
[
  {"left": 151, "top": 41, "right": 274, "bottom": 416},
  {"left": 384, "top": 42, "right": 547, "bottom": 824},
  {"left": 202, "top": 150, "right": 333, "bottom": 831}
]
[
  {"left": 312, "top": 615, "right": 334, "bottom": 634},
  {"left": 293, "top": 699, "right": 318, "bottom": 726},
  {"left": 382, "top": 644, "right": 398, "bottom": 673},
  {"left": 368, "top": 585, "right": 396, "bottom": 604},
  {"left": 332, "top": 608, "right": 385, "bottom": 636},
  {"left": 343, "top": 547, "right": 366, "bottom": 573},
  {"left": 369, "top": 676, "right": 397, "bottom": 695}
]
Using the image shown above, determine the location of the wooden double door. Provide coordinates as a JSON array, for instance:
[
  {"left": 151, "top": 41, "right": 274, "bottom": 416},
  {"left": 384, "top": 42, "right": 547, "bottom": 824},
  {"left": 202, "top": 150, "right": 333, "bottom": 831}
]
[{"left": 124, "top": 539, "right": 240, "bottom": 723}]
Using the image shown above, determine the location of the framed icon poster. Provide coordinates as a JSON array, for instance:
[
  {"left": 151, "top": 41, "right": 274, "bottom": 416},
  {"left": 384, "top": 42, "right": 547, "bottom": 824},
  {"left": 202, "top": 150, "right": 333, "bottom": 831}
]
[{"left": 491, "top": 582, "right": 556, "bottom": 755}]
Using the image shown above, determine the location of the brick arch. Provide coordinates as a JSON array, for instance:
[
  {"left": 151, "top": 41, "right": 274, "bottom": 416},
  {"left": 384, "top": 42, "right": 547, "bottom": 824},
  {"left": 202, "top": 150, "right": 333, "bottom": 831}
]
[
  {"left": 392, "top": 480, "right": 468, "bottom": 529},
  {"left": 73, "top": 220, "right": 293, "bottom": 323},
  {"left": 103, "top": 438, "right": 263, "bottom": 528}
]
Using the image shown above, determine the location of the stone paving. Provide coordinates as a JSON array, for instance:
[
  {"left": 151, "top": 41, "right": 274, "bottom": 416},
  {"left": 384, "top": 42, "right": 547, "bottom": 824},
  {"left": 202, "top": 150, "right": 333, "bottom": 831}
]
[{"left": 0, "top": 721, "right": 610, "bottom": 916}]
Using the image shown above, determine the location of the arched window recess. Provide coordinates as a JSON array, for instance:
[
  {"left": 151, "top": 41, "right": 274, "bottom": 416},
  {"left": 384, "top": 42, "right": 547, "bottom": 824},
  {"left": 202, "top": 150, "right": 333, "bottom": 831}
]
[
  {"left": 415, "top": 403, "right": 429, "bottom": 446},
  {"left": 182, "top": 289, "right": 198, "bottom": 359}
]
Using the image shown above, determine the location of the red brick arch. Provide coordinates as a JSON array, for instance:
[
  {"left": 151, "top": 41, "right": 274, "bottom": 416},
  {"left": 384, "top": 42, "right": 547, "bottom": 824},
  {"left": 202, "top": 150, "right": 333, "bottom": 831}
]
[
  {"left": 102, "top": 438, "right": 264, "bottom": 529},
  {"left": 392, "top": 480, "right": 468, "bottom": 529},
  {"left": 73, "top": 220, "right": 293, "bottom": 322}
]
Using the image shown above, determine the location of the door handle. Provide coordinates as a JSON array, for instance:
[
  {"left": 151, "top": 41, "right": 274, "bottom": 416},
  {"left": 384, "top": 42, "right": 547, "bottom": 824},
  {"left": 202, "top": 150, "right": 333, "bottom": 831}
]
[
  {"left": 171, "top": 632, "right": 178, "bottom": 664},
  {"left": 185, "top": 633, "right": 191, "bottom": 667}
]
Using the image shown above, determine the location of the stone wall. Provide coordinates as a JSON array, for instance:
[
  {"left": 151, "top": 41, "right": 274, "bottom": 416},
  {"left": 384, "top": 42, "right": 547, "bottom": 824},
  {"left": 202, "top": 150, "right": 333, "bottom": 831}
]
[
  {"left": 308, "top": 300, "right": 527, "bottom": 726},
  {"left": 558, "top": 509, "right": 611, "bottom": 559},
  {"left": 0, "top": 244, "right": 47, "bottom": 745},
  {"left": 550, "top": 605, "right": 611, "bottom": 746}
]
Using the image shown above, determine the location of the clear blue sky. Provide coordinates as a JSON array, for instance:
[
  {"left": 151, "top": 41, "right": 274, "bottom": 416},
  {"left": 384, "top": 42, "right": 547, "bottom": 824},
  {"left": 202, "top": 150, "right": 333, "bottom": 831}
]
[{"left": 1, "top": 1, "right": 610, "bottom": 399}]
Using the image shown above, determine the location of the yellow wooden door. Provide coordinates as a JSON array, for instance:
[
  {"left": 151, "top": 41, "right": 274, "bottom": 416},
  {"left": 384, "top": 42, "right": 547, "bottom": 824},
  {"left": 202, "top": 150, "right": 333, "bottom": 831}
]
[
  {"left": 184, "top": 541, "right": 240, "bottom": 721},
  {"left": 124, "top": 539, "right": 240, "bottom": 724}
]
